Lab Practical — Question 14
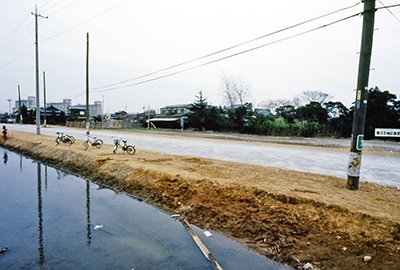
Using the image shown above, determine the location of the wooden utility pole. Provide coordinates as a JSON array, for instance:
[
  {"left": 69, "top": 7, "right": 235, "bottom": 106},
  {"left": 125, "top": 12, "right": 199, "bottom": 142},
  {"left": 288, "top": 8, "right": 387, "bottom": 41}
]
[
  {"left": 346, "top": 0, "right": 376, "bottom": 190},
  {"left": 43, "top": 71, "right": 47, "bottom": 127},
  {"left": 31, "top": 5, "right": 47, "bottom": 135},
  {"left": 86, "top": 33, "right": 90, "bottom": 135}
]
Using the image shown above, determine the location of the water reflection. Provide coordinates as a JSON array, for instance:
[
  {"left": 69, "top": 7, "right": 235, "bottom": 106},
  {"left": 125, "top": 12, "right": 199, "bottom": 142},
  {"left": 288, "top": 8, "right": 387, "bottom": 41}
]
[
  {"left": 44, "top": 165, "right": 48, "bottom": 191},
  {"left": 35, "top": 161, "right": 93, "bottom": 261},
  {"left": 86, "top": 180, "right": 91, "bottom": 246},
  {"left": 3, "top": 152, "right": 7, "bottom": 163},
  {"left": 1, "top": 148, "right": 292, "bottom": 270},
  {"left": 37, "top": 162, "right": 44, "bottom": 265}
]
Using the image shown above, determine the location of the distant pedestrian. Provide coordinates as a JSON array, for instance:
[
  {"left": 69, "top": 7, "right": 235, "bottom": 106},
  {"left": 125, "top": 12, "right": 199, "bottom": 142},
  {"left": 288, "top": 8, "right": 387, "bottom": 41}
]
[{"left": 2, "top": 125, "right": 7, "bottom": 141}]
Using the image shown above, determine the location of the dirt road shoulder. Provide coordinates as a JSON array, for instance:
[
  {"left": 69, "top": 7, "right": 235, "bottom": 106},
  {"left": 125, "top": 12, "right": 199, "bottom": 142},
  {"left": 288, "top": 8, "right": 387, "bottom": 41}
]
[{"left": 1, "top": 131, "right": 399, "bottom": 269}]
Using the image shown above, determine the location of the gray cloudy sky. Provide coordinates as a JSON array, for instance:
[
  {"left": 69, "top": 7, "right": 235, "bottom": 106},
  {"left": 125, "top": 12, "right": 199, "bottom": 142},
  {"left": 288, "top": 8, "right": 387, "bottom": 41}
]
[{"left": 1, "top": 0, "right": 399, "bottom": 114}]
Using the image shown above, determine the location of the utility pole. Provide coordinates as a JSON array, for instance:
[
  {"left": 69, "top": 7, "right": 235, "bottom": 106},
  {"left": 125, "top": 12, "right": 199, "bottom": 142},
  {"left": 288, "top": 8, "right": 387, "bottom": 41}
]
[
  {"left": 346, "top": 0, "right": 376, "bottom": 190},
  {"left": 86, "top": 32, "right": 90, "bottom": 135},
  {"left": 102, "top": 95, "right": 104, "bottom": 129},
  {"left": 18, "top": 85, "right": 22, "bottom": 124},
  {"left": 147, "top": 105, "right": 150, "bottom": 129},
  {"left": 32, "top": 5, "right": 48, "bottom": 135},
  {"left": 43, "top": 71, "right": 47, "bottom": 127}
]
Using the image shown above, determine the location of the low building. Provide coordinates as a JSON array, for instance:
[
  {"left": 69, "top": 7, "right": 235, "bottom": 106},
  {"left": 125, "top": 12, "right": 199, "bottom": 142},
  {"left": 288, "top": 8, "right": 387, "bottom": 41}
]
[
  {"left": 148, "top": 104, "right": 192, "bottom": 129},
  {"left": 67, "top": 105, "right": 87, "bottom": 121},
  {"left": 67, "top": 101, "right": 103, "bottom": 121}
]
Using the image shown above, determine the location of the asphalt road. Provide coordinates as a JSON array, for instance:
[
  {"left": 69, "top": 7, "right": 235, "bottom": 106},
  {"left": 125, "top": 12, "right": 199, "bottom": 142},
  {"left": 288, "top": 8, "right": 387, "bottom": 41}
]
[{"left": 6, "top": 124, "right": 400, "bottom": 188}]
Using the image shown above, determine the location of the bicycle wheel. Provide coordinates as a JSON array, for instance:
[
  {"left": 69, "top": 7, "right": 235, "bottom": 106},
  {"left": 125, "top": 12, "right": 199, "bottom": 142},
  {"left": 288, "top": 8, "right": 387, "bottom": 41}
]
[
  {"left": 70, "top": 136, "right": 75, "bottom": 144},
  {"left": 55, "top": 138, "right": 60, "bottom": 146},
  {"left": 127, "top": 145, "right": 136, "bottom": 155},
  {"left": 82, "top": 141, "right": 89, "bottom": 150},
  {"left": 95, "top": 139, "right": 103, "bottom": 149}
]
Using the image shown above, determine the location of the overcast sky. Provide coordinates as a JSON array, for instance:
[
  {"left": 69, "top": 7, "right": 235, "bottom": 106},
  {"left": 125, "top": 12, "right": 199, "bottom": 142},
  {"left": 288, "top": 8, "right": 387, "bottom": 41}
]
[{"left": 1, "top": 0, "right": 399, "bottom": 114}]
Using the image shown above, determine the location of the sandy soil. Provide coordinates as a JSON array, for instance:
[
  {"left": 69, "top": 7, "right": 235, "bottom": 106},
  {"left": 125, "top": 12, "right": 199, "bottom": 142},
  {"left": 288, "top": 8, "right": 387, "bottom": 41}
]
[{"left": 1, "top": 130, "right": 400, "bottom": 270}]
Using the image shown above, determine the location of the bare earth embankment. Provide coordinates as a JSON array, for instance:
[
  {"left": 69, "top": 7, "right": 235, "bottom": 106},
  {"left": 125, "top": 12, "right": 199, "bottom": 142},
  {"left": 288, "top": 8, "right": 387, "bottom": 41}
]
[{"left": 1, "top": 130, "right": 399, "bottom": 269}]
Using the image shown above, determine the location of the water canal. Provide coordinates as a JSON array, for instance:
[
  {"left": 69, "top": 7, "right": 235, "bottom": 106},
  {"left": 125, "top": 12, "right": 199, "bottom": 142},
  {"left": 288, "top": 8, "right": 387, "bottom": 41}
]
[{"left": 0, "top": 148, "right": 292, "bottom": 270}]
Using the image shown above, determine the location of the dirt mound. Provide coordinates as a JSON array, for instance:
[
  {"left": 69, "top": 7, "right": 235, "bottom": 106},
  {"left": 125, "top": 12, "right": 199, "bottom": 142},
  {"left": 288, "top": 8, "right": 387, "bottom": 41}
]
[{"left": 1, "top": 131, "right": 400, "bottom": 269}]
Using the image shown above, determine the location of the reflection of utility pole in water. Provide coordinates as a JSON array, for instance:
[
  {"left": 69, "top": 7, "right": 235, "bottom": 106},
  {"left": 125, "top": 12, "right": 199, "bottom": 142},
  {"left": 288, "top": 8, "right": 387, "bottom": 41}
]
[
  {"left": 86, "top": 180, "right": 91, "bottom": 246},
  {"left": 44, "top": 165, "right": 48, "bottom": 191},
  {"left": 19, "top": 154, "right": 22, "bottom": 171},
  {"left": 37, "top": 162, "right": 45, "bottom": 265}
]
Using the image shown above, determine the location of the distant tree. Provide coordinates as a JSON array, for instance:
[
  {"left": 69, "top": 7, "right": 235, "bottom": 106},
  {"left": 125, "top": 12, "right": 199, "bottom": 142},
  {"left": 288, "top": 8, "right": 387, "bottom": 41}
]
[
  {"left": 275, "top": 105, "right": 296, "bottom": 123},
  {"left": 291, "top": 95, "right": 303, "bottom": 108},
  {"left": 300, "top": 90, "right": 332, "bottom": 105},
  {"left": 297, "top": 102, "right": 328, "bottom": 124},
  {"left": 365, "top": 87, "right": 399, "bottom": 139},
  {"left": 234, "top": 102, "right": 253, "bottom": 133},
  {"left": 187, "top": 90, "right": 208, "bottom": 130},
  {"left": 258, "top": 99, "right": 291, "bottom": 114},
  {"left": 324, "top": 101, "right": 351, "bottom": 137},
  {"left": 204, "top": 106, "right": 226, "bottom": 131},
  {"left": 221, "top": 73, "right": 251, "bottom": 107},
  {"left": 20, "top": 105, "right": 28, "bottom": 124},
  {"left": 324, "top": 101, "right": 349, "bottom": 120}
]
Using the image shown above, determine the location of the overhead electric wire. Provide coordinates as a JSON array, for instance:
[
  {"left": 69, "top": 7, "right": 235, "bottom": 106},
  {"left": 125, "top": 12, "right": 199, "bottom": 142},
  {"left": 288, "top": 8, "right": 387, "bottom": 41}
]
[
  {"left": 0, "top": 45, "right": 33, "bottom": 71},
  {"left": 0, "top": 15, "right": 33, "bottom": 54},
  {"left": 45, "top": 0, "right": 80, "bottom": 16},
  {"left": 89, "top": 1, "right": 362, "bottom": 92},
  {"left": 378, "top": 1, "right": 400, "bottom": 23},
  {"left": 40, "top": 0, "right": 130, "bottom": 42},
  {"left": 0, "top": 1, "right": 127, "bottom": 71},
  {"left": 88, "top": 10, "right": 364, "bottom": 95},
  {"left": 41, "top": 0, "right": 65, "bottom": 14},
  {"left": 0, "top": 13, "right": 30, "bottom": 46}
]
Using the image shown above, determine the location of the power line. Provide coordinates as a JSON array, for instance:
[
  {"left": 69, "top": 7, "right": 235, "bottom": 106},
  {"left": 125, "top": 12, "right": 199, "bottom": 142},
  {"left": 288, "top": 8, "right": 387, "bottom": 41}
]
[
  {"left": 45, "top": 0, "right": 80, "bottom": 16},
  {"left": 0, "top": 45, "right": 33, "bottom": 71},
  {"left": 0, "top": 13, "right": 30, "bottom": 46},
  {"left": 41, "top": 0, "right": 65, "bottom": 14},
  {"left": 0, "top": 1, "right": 128, "bottom": 71},
  {"left": 0, "top": 16, "right": 33, "bottom": 55},
  {"left": 378, "top": 1, "right": 400, "bottom": 23},
  {"left": 87, "top": 10, "right": 363, "bottom": 96},
  {"left": 40, "top": 0, "right": 129, "bottom": 42},
  {"left": 89, "top": 1, "right": 362, "bottom": 92}
]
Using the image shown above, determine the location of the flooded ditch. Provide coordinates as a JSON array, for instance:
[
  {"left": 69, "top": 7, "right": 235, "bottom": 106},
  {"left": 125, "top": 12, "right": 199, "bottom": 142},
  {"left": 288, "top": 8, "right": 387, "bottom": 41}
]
[{"left": 0, "top": 148, "right": 291, "bottom": 269}]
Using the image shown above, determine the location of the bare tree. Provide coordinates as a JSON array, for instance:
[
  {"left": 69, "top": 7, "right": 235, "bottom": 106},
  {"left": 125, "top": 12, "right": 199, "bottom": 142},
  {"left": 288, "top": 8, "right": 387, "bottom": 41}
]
[
  {"left": 220, "top": 73, "right": 251, "bottom": 108},
  {"left": 221, "top": 73, "right": 237, "bottom": 108},
  {"left": 258, "top": 99, "right": 291, "bottom": 113},
  {"left": 300, "top": 90, "right": 332, "bottom": 104},
  {"left": 235, "top": 77, "right": 250, "bottom": 105},
  {"left": 291, "top": 95, "right": 303, "bottom": 108}
]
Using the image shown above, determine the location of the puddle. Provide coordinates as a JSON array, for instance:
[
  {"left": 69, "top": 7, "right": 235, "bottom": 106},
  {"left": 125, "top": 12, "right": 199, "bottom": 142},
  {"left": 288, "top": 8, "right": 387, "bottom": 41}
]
[{"left": 0, "top": 148, "right": 292, "bottom": 269}]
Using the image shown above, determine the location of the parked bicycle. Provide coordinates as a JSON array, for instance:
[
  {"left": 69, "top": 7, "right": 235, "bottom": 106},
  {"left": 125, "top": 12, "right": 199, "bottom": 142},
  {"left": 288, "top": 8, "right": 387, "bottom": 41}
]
[
  {"left": 55, "top": 132, "right": 75, "bottom": 146},
  {"left": 112, "top": 137, "right": 136, "bottom": 155},
  {"left": 82, "top": 136, "right": 103, "bottom": 150}
]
